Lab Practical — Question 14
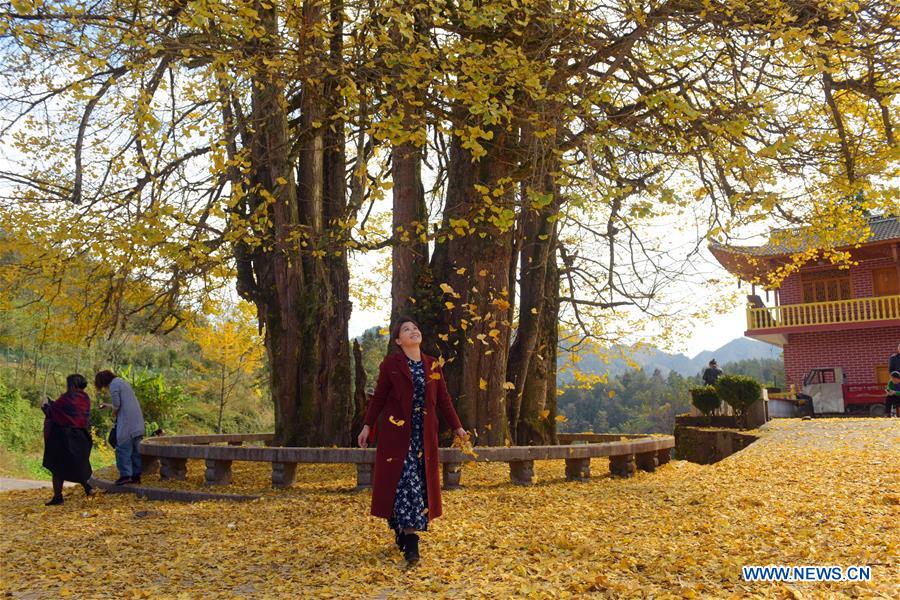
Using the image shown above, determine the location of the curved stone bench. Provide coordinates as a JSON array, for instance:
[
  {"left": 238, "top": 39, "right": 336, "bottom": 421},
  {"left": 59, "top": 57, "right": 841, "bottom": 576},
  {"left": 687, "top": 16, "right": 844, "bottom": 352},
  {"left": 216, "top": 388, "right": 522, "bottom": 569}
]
[{"left": 139, "top": 432, "right": 674, "bottom": 490}]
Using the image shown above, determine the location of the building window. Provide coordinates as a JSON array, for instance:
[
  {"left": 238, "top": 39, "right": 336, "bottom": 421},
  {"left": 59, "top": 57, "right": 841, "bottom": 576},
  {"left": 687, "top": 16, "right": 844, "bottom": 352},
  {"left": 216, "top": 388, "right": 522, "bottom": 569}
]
[
  {"left": 872, "top": 266, "right": 899, "bottom": 296},
  {"left": 801, "top": 271, "right": 851, "bottom": 303}
]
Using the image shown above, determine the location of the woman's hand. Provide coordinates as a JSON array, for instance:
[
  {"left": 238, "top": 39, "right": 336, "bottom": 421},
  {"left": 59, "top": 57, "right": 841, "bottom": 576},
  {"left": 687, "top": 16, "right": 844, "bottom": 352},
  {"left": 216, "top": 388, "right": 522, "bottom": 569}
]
[
  {"left": 357, "top": 425, "right": 371, "bottom": 448},
  {"left": 454, "top": 428, "right": 468, "bottom": 441},
  {"left": 41, "top": 396, "right": 50, "bottom": 406}
]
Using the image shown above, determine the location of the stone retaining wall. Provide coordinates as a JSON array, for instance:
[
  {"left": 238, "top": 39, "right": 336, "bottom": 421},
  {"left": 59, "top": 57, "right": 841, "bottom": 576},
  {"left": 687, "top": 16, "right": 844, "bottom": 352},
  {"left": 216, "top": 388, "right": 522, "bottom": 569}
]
[{"left": 674, "top": 426, "right": 758, "bottom": 465}]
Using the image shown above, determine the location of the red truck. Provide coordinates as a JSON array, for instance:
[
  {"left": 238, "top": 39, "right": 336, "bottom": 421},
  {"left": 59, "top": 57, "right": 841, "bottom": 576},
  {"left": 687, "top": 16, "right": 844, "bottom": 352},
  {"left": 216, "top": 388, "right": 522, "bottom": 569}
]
[{"left": 795, "top": 368, "right": 887, "bottom": 416}]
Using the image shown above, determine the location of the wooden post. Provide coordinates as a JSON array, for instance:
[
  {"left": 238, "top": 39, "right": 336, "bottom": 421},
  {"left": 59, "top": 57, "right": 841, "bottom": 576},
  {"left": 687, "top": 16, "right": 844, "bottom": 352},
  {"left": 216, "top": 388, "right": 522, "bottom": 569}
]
[
  {"left": 609, "top": 453, "right": 636, "bottom": 478},
  {"left": 355, "top": 463, "right": 373, "bottom": 490},
  {"left": 442, "top": 463, "right": 462, "bottom": 489},
  {"left": 635, "top": 451, "right": 657, "bottom": 472},
  {"left": 509, "top": 460, "right": 534, "bottom": 485},
  {"left": 272, "top": 462, "right": 297, "bottom": 488},
  {"left": 204, "top": 459, "right": 233, "bottom": 486},
  {"left": 564, "top": 457, "right": 590, "bottom": 481},
  {"left": 159, "top": 457, "right": 187, "bottom": 480}
]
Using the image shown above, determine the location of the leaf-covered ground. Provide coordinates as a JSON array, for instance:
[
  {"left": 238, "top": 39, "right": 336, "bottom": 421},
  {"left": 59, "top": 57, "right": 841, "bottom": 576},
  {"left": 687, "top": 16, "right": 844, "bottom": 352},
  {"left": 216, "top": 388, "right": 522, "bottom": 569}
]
[{"left": 1, "top": 419, "right": 897, "bottom": 598}]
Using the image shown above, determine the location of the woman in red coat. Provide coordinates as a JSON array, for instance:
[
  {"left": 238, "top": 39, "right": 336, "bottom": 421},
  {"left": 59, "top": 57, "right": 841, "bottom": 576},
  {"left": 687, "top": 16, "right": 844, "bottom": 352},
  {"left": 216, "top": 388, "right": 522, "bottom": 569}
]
[{"left": 357, "top": 318, "right": 467, "bottom": 564}]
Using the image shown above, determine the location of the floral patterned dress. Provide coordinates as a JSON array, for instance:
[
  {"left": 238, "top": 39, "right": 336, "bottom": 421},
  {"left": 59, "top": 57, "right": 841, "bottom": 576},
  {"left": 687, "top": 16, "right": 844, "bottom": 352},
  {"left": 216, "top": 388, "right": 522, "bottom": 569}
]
[{"left": 388, "top": 357, "right": 429, "bottom": 533}]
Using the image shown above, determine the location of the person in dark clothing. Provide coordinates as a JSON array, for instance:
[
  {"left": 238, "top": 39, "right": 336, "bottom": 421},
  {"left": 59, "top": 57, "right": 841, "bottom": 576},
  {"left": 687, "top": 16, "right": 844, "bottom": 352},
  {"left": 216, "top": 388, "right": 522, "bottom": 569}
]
[
  {"left": 41, "top": 374, "right": 94, "bottom": 505},
  {"left": 702, "top": 359, "right": 723, "bottom": 386},
  {"left": 886, "top": 371, "right": 900, "bottom": 418},
  {"left": 889, "top": 343, "right": 900, "bottom": 377}
]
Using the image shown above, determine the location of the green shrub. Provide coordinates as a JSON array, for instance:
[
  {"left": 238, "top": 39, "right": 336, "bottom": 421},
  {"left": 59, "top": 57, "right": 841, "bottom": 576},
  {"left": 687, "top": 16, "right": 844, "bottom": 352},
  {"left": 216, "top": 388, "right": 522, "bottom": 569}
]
[
  {"left": 120, "top": 366, "right": 189, "bottom": 432},
  {"left": 179, "top": 403, "right": 265, "bottom": 434},
  {"left": 716, "top": 375, "right": 762, "bottom": 422},
  {"left": 690, "top": 386, "right": 721, "bottom": 416},
  {"left": 0, "top": 381, "right": 43, "bottom": 453},
  {"left": 90, "top": 398, "right": 115, "bottom": 443}
]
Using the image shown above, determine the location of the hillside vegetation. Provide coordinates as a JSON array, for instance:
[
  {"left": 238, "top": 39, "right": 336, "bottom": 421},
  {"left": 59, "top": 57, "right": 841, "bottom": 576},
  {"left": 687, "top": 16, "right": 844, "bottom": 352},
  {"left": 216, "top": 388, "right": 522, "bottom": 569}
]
[
  {"left": 557, "top": 357, "right": 784, "bottom": 434},
  {"left": 0, "top": 303, "right": 270, "bottom": 479}
]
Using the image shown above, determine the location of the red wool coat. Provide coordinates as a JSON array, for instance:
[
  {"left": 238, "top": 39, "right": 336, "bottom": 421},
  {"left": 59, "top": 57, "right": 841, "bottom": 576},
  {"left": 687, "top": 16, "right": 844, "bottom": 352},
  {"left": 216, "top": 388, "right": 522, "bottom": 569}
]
[{"left": 364, "top": 351, "right": 463, "bottom": 521}]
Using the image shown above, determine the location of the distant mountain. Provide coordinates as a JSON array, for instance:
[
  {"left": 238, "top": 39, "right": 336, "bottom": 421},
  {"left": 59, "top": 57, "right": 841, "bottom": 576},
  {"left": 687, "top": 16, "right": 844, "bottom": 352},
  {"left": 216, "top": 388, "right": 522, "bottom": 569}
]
[
  {"left": 559, "top": 337, "right": 782, "bottom": 383},
  {"left": 691, "top": 338, "right": 782, "bottom": 369}
]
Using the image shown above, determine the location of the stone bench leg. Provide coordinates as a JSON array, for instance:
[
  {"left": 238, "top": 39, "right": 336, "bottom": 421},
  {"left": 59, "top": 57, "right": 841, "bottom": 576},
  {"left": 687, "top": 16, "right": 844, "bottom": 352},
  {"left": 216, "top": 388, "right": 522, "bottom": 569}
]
[
  {"left": 141, "top": 455, "right": 160, "bottom": 476},
  {"left": 657, "top": 448, "right": 672, "bottom": 465},
  {"left": 272, "top": 462, "right": 297, "bottom": 488},
  {"left": 609, "top": 454, "right": 636, "bottom": 478},
  {"left": 635, "top": 451, "right": 658, "bottom": 472},
  {"left": 356, "top": 463, "right": 373, "bottom": 490},
  {"left": 565, "top": 457, "right": 591, "bottom": 481},
  {"left": 509, "top": 460, "right": 534, "bottom": 486},
  {"left": 442, "top": 463, "right": 462, "bottom": 489},
  {"left": 204, "top": 459, "right": 233, "bottom": 486},
  {"left": 159, "top": 457, "right": 187, "bottom": 480}
]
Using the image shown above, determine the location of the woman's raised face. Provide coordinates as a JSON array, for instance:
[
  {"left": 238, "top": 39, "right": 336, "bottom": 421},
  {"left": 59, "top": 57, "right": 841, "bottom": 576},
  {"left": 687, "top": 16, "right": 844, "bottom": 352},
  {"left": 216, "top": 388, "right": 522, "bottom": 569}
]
[{"left": 395, "top": 321, "right": 422, "bottom": 347}]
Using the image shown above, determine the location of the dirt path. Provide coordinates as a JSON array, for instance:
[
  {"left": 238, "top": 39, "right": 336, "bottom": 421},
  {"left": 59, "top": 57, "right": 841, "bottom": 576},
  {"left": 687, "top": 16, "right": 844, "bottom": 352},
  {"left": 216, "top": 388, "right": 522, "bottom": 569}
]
[{"left": 0, "top": 478, "right": 74, "bottom": 492}]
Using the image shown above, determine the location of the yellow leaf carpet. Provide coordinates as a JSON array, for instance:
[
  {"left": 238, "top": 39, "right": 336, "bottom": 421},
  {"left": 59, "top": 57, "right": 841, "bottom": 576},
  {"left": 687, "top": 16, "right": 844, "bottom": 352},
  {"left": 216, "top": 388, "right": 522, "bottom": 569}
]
[{"left": 1, "top": 419, "right": 897, "bottom": 598}]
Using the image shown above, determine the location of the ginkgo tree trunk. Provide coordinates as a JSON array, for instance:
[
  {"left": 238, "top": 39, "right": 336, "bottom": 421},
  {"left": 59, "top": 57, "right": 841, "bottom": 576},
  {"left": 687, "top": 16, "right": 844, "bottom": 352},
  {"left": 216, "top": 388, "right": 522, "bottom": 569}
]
[
  {"left": 430, "top": 128, "right": 516, "bottom": 446},
  {"left": 232, "top": 0, "right": 353, "bottom": 447}
]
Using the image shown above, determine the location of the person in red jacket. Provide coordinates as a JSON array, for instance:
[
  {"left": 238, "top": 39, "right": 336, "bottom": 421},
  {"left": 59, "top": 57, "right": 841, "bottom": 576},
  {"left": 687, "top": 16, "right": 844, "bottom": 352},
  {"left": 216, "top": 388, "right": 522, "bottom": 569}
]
[
  {"left": 357, "top": 318, "right": 467, "bottom": 564},
  {"left": 41, "top": 374, "right": 95, "bottom": 505}
]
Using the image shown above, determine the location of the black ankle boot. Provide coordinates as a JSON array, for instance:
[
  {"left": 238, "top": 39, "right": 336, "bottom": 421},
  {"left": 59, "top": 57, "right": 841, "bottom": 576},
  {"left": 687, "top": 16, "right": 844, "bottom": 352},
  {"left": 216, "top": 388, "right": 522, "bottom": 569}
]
[
  {"left": 83, "top": 483, "right": 95, "bottom": 497},
  {"left": 45, "top": 495, "right": 63, "bottom": 506},
  {"left": 394, "top": 529, "right": 407, "bottom": 552},
  {"left": 403, "top": 533, "right": 420, "bottom": 564}
]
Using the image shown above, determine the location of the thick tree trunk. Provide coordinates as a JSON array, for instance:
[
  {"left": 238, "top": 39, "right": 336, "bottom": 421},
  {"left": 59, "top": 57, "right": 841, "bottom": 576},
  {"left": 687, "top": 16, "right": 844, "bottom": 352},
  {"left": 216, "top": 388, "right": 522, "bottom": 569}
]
[
  {"left": 506, "top": 172, "right": 560, "bottom": 444},
  {"left": 388, "top": 6, "right": 430, "bottom": 337},
  {"left": 245, "top": 5, "right": 309, "bottom": 446},
  {"left": 391, "top": 143, "right": 428, "bottom": 323},
  {"left": 304, "top": 0, "right": 354, "bottom": 446},
  {"left": 235, "top": 1, "right": 353, "bottom": 447},
  {"left": 516, "top": 236, "right": 560, "bottom": 445},
  {"left": 429, "top": 128, "right": 514, "bottom": 445}
]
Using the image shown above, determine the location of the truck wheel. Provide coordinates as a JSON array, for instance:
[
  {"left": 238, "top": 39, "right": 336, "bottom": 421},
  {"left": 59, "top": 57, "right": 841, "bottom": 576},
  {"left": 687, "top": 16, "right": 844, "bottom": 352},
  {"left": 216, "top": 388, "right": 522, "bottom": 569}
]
[{"left": 869, "top": 404, "right": 886, "bottom": 417}]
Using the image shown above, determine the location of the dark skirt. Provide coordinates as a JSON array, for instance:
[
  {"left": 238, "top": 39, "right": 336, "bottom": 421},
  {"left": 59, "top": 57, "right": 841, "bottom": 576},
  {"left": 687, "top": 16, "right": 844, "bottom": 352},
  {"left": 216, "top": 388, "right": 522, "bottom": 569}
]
[
  {"left": 42, "top": 423, "right": 93, "bottom": 483},
  {"left": 388, "top": 358, "right": 429, "bottom": 532}
]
